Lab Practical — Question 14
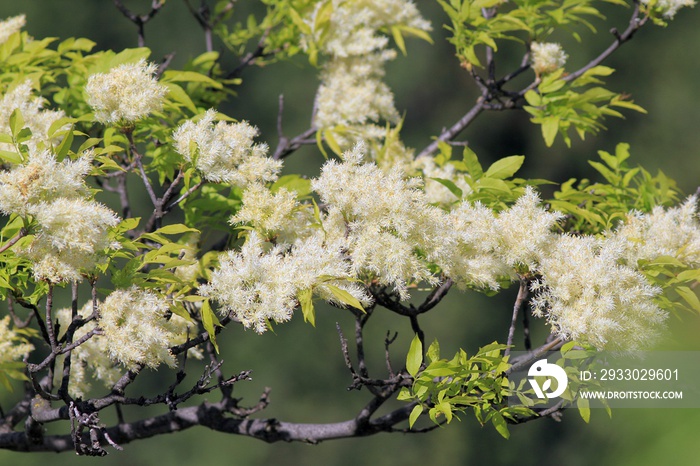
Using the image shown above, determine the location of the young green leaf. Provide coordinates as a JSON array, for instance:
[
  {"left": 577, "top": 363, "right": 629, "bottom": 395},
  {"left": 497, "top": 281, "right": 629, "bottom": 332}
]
[
  {"left": 406, "top": 334, "right": 423, "bottom": 377},
  {"left": 298, "top": 288, "right": 315, "bottom": 326},
  {"left": 201, "top": 299, "right": 220, "bottom": 353},
  {"left": 325, "top": 284, "right": 364, "bottom": 312},
  {"left": 408, "top": 404, "right": 423, "bottom": 428},
  {"left": 484, "top": 156, "right": 524, "bottom": 179}
]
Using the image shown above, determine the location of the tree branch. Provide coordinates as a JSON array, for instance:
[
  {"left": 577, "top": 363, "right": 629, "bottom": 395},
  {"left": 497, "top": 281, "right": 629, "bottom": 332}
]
[{"left": 0, "top": 398, "right": 424, "bottom": 452}]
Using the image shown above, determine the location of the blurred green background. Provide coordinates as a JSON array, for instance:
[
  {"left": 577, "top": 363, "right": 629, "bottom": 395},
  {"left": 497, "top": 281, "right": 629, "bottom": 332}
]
[{"left": 0, "top": 1, "right": 699, "bottom": 465}]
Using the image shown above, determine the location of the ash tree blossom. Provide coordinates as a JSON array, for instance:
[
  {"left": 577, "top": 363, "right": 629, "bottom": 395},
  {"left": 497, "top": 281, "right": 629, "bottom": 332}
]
[
  {"left": 530, "top": 42, "right": 568, "bottom": 75},
  {"left": 0, "top": 0, "right": 698, "bottom": 456},
  {"left": 86, "top": 59, "right": 167, "bottom": 126},
  {"left": 172, "top": 108, "right": 281, "bottom": 186}
]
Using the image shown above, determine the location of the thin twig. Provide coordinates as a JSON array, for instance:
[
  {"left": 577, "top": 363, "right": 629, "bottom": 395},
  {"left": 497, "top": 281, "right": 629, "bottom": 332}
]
[
  {"left": 417, "top": 100, "right": 486, "bottom": 158},
  {"left": 564, "top": 4, "right": 646, "bottom": 83},
  {"left": 0, "top": 228, "right": 27, "bottom": 254},
  {"left": 506, "top": 337, "right": 565, "bottom": 375},
  {"left": 505, "top": 277, "right": 529, "bottom": 357}
]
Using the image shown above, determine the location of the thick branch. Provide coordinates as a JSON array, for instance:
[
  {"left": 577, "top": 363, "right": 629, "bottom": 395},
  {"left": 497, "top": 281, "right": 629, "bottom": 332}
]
[{"left": 1, "top": 399, "right": 420, "bottom": 452}]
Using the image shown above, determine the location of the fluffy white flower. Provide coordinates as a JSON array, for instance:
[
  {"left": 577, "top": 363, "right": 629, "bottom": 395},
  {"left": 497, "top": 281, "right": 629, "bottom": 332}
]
[
  {"left": 641, "top": 0, "right": 695, "bottom": 18},
  {"left": 19, "top": 198, "right": 120, "bottom": 282},
  {"left": 98, "top": 287, "right": 194, "bottom": 369},
  {"left": 530, "top": 235, "right": 666, "bottom": 352},
  {"left": 433, "top": 200, "right": 512, "bottom": 290},
  {"left": 230, "top": 183, "right": 302, "bottom": 236},
  {"left": 172, "top": 109, "right": 280, "bottom": 186},
  {"left": 0, "top": 81, "right": 67, "bottom": 152},
  {"left": 0, "top": 14, "right": 25, "bottom": 44},
  {"left": 313, "top": 143, "right": 444, "bottom": 298},
  {"left": 200, "top": 233, "right": 303, "bottom": 333},
  {"left": 0, "top": 315, "right": 34, "bottom": 368},
  {"left": 288, "top": 233, "right": 372, "bottom": 308},
  {"left": 313, "top": 53, "right": 399, "bottom": 129},
  {"left": 530, "top": 42, "right": 568, "bottom": 75},
  {"left": 201, "top": 231, "right": 370, "bottom": 333},
  {"left": 615, "top": 196, "right": 700, "bottom": 266},
  {"left": 306, "top": 0, "right": 430, "bottom": 153},
  {"left": 493, "top": 187, "right": 563, "bottom": 269},
  {"left": 54, "top": 303, "right": 121, "bottom": 399},
  {"left": 305, "top": 0, "right": 430, "bottom": 58},
  {"left": 86, "top": 59, "right": 167, "bottom": 125},
  {"left": 0, "top": 150, "right": 92, "bottom": 217}
]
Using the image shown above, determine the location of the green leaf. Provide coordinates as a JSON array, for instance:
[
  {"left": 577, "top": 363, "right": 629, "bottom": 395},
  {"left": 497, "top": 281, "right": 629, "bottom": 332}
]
[
  {"left": 325, "top": 284, "right": 364, "bottom": 312},
  {"left": 323, "top": 129, "right": 342, "bottom": 155},
  {"left": 676, "top": 286, "right": 700, "bottom": 313},
  {"left": 153, "top": 224, "right": 200, "bottom": 236},
  {"left": 406, "top": 334, "right": 423, "bottom": 377},
  {"left": 164, "top": 82, "right": 198, "bottom": 114},
  {"left": 109, "top": 47, "right": 151, "bottom": 68},
  {"left": 491, "top": 411, "right": 510, "bottom": 439},
  {"left": 400, "top": 26, "right": 433, "bottom": 44},
  {"left": 476, "top": 177, "right": 511, "bottom": 194},
  {"left": 484, "top": 155, "right": 524, "bottom": 179},
  {"left": 0, "top": 150, "right": 22, "bottom": 164},
  {"left": 542, "top": 117, "right": 559, "bottom": 147},
  {"left": 577, "top": 397, "right": 591, "bottom": 423},
  {"left": 524, "top": 90, "right": 542, "bottom": 106},
  {"left": 437, "top": 401, "right": 453, "bottom": 423},
  {"left": 427, "top": 339, "right": 440, "bottom": 363},
  {"left": 271, "top": 175, "right": 312, "bottom": 197},
  {"left": 538, "top": 77, "right": 566, "bottom": 94},
  {"left": 55, "top": 125, "right": 74, "bottom": 160},
  {"left": 408, "top": 404, "right": 423, "bottom": 428},
  {"left": 170, "top": 302, "right": 193, "bottom": 323},
  {"left": 9, "top": 108, "right": 24, "bottom": 138},
  {"left": 161, "top": 70, "right": 223, "bottom": 89},
  {"left": 201, "top": 299, "right": 220, "bottom": 353},
  {"left": 431, "top": 177, "right": 463, "bottom": 199},
  {"left": 298, "top": 288, "right": 315, "bottom": 327},
  {"left": 589, "top": 161, "right": 619, "bottom": 184},
  {"left": 396, "top": 387, "right": 412, "bottom": 401},
  {"left": 391, "top": 25, "right": 407, "bottom": 55},
  {"left": 462, "top": 146, "right": 483, "bottom": 179}
]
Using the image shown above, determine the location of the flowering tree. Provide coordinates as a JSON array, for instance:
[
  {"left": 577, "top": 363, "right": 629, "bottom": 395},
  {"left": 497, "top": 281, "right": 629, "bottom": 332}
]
[{"left": 0, "top": 0, "right": 697, "bottom": 456}]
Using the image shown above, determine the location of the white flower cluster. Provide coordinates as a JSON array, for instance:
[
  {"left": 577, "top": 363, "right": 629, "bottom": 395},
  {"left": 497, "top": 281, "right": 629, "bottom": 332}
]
[
  {"left": 313, "top": 52, "right": 399, "bottom": 130},
  {"left": 55, "top": 303, "right": 121, "bottom": 399},
  {"left": 0, "top": 14, "right": 25, "bottom": 44},
  {"left": 203, "top": 144, "right": 699, "bottom": 350},
  {"left": 530, "top": 42, "right": 568, "bottom": 75},
  {"left": 614, "top": 196, "right": 700, "bottom": 266},
  {"left": 206, "top": 145, "right": 565, "bottom": 331},
  {"left": 306, "top": 0, "right": 430, "bottom": 149},
  {"left": 201, "top": 232, "right": 370, "bottom": 333},
  {"left": 0, "top": 150, "right": 119, "bottom": 282},
  {"left": 230, "top": 183, "right": 312, "bottom": 242},
  {"left": 641, "top": 0, "right": 695, "bottom": 18},
  {"left": 435, "top": 187, "right": 563, "bottom": 290},
  {"left": 98, "top": 286, "right": 197, "bottom": 369},
  {"left": 86, "top": 59, "right": 167, "bottom": 126},
  {"left": 531, "top": 235, "right": 665, "bottom": 352},
  {"left": 0, "top": 315, "right": 34, "bottom": 368},
  {"left": 0, "top": 80, "right": 67, "bottom": 152},
  {"left": 313, "top": 143, "right": 445, "bottom": 299},
  {"left": 173, "top": 109, "right": 281, "bottom": 186}
]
